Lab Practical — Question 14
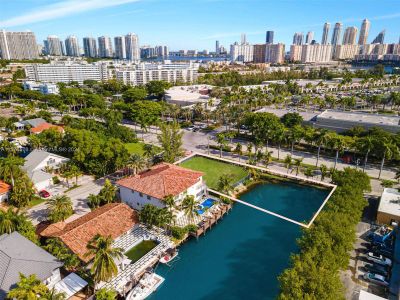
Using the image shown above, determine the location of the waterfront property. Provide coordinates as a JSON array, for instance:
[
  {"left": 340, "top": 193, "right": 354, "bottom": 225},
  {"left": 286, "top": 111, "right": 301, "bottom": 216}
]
[
  {"left": 116, "top": 163, "right": 206, "bottom": 211},
  {"left": 179, "top": 156, "right": 248, "bottom": 189}
]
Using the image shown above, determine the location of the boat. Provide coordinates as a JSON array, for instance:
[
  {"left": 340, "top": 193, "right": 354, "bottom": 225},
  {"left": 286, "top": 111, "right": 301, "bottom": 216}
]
[
  {"left": 126, "top": 271, "right": 165, "bottom": 300},
  {"left": 159, "top": 248, "right": 178, "bottom": 264}
]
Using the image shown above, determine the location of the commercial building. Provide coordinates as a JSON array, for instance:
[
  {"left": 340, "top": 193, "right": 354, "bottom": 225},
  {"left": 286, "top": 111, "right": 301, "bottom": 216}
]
[
  {"left": 265, "top": 43, "right": 285, "bottom": 64},
  {"left": 343, "top": 27, "right": 358, "bottom": 45},
  {"left": 315, "top": 110, "right": 400, "bottom": 133},
  {"left": 230, "top": 42, "right": 254, "bottom": 62},
  {"left": 23, "top": 81, "right": 60, "bottom": 94},
  {"left": 253, "top": 44, "right": 266, "bottom": 63},
  {"left": 0, "top": 30, "right": 39, "bottom": 60},
  {"left": 25, "top": 61, "right": 109, "bottom": 83},
  {"left": 321, "top": 23, "right": 330, "bottom": 45},
  {"left": 115, "top": 61, "right": 199, "bottom": 86},
  {"left": 164, "top": 85, "right": 212, "bottom": 107},
  {"left": 358, "top": 19, "right": 371, "bottom": 45},
  {"left": 65, "top": 35, "right": 80, "bottom": 57},
  {"left": 265, "top": 31, "right": 274, "bottom": 44},
  {"left": 377, "top": 188, "right": 400, "bottom": 225},
  {"left": 44, "top": 35, "right": 62, "bottom": 56},
  {"left": 98, "top": 36, "right": 113, "bottom": 58},
  {"left": 125, "top": 33, "right": 140, "bottom": 61},
  {"left": 114, "top": 36, "right": 126, "bottom": 59},
  {"left": 83, "top": 37, "right": 97, "bottom": 58}
]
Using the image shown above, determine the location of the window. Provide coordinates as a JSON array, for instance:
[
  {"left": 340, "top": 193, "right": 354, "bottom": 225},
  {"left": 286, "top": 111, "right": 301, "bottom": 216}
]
[
  {"left": 131, "top": 190, "right": 135, "bottom": 194},
  {"left": 139, "top": 192, "right": 143, "bottom": 197},
  {"left": 147, "top": 195, "right": 151, "bottom": 200}
]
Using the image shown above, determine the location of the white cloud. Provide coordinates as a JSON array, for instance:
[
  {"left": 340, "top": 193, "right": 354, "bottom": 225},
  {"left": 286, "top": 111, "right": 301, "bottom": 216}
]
[{"left": 0, "top": 0, "right": 141, "bottom": 28}]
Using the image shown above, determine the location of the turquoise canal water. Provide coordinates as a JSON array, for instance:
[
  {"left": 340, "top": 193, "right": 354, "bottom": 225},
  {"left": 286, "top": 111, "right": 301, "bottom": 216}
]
[{"left": 152, "top": 181, "right": 330, "bottom": 300}]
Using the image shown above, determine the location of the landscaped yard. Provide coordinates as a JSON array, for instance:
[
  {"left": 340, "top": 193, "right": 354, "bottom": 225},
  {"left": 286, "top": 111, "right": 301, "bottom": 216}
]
[
  {"left": 125, "top": 240, "right": 158, "bottom": 263},
  {"left": 124, "top": 142, "right": 161, "bottom": 156},
  {"left": 29, "top": 197, "right": 47, "bottom": 208},
  {"left": 180, "top": 156, "right": 248, "bottom": 189}
]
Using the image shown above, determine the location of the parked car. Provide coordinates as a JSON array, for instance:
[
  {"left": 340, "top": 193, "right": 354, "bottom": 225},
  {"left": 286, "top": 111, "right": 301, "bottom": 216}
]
[
  {"left": 367, "top": 252, "right": 392, "bottom": 266},
  {"left": 365, "top": 263, "right": 389, "bottom": 277},
  {"left": 370, "top": 246, "right": 394, "bottom": 259},
  {"left": 363, "top": 273, "right": 389, "bottom": 286},
  {"left": 186, "top": 125, "right": 195, "bottom": 131},
  {"left": 39, "top": 190, "right": 50, "bottom": 198}
]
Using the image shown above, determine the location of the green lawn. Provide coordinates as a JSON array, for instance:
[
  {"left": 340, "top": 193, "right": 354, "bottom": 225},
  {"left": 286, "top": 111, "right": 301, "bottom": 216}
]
[
  {"left": 125, "top": 240, "right": 158, "bottom": 263},
  {"left": 29, "top": 197, "right": 47, "bottom": 208},
  {"left": 125, "top": 142, "right": 161, "bottom": 156},
  {"left": 180, "top": 156, "right": 248, "bottom": 189}
]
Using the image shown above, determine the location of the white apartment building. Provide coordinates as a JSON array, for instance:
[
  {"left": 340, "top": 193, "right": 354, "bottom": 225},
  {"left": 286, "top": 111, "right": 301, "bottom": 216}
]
[
  {"left": 25, "top": 61, "right": 109, "bottom": 83},
  {"left": 45, "top": 36, "right": 62, "bottom": 56},
  {"left": 114, "top": 36, "right": 126, "bottom": 59},
  {"left": 0, "top": 30, "right": 39, "bottom": 60},
  {"left": 289, "top": 45, "right": 302, "bottom": 61},
  {"left": 115, "top": 61, "right": 198, "bottom": 86},
  {"left": 98, "top": 36, "right": 113, "bottom": 58},
  {"left": 333, "top": 44, "right": 359, "bottom": 60},
  {"left": 125, "top": 33, "right": 140, "bottom": 61},
  {"left": 230, "top": 42, "right": 254, "bottom": 63},
  {"left": 265, "top": 43, "right": 285, "bottom": 64},
  {"left": 65, "top": 36, "right": 80, "bottom": 57},
  {"left": 290, "top": 44, "right": 332, "bottom": 63},
  {"left": 23, "top": 81, "right": 59, "bottom": 94}
]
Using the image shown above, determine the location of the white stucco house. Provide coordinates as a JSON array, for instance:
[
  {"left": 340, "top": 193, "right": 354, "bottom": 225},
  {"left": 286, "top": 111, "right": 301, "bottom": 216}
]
[
  {"left": 23, "top": 149, "right": 70, "bottom": 191},
  {"left": 116, "top": 163, "right": 206, "bottom": 210}
]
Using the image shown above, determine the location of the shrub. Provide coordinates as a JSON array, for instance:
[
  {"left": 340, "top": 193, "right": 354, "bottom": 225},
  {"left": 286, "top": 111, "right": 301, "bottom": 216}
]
[
  {"left": 185, "top": 224, "right": 198, "bottom": 233},
  {"left": 170, "top": 226, "right": 188, "bottom": 240},
  {"left": 52, "top": 176, "right": 60, "bottom": 184}
]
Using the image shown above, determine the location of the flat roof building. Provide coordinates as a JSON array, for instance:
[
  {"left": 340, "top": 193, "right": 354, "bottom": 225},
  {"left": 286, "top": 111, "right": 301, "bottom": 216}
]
[{"left": 377, "top": 188, "right": 400, "bottom": 225}]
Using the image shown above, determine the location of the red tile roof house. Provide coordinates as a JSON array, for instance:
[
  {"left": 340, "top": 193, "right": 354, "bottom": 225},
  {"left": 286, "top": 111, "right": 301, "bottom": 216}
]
[
  {"left": 39, "top": 203, "right": 139, "bottom": 263},
  {"left": 0, "top": 180, "right": 11, "bottom": 204},
  {"left": 116, "top": 163, "right": 206, "bottom": 211}
]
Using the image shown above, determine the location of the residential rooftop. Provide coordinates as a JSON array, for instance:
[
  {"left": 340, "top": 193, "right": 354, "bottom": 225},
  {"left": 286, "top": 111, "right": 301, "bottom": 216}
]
[
  {"left": 317, "top": 110, "right": 400, "bottom": 127},
  {"left": 378, "top": 188, "right": 400, "bottom": 217},
  {"left": 116, "top": 163, "right": 204, "bottom": 199},
  {"left": 0, "top": 180, "right": 10, "bottom": 195}
]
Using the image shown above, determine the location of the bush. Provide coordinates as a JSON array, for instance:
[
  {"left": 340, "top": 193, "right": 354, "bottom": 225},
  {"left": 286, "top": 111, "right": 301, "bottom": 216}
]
[
  {"left": 170, "top": 226, "right": 188, "bottom": 240},
  {"left": 381, "top": 179, "right": 396, "bottom": 188},
  {"left": 52, "top": 176, "right": 60, "bottom": 184},
  {"left": 210, "top": 144, "right": 232, "bottom": 152},
  {"left": 185, "top": 224, "right": 198, "bottom": 233}
]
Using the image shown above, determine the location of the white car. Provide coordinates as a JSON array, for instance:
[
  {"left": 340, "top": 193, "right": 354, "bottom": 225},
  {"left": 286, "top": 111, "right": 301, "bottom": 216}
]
[
  {"left": 367, "top": 252, "right": 392, "bottom": 266},
  {"left": 363, "top": 272, "right": 389, "bottom": 286}
]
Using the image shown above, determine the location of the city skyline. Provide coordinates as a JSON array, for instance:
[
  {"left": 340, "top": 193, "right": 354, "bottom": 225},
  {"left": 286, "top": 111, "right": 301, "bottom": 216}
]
[{"left": 2, "top": 0, "right": 400, "bottom": 50}]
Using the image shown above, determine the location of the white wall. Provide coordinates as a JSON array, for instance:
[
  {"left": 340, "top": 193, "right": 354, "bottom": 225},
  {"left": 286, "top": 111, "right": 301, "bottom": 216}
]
[
  {"left": 0, "top": 192, "right": 9, "bottom": 203},
  {"left": 33, "top": 155, "right": 69, "bottom": 172},
  {"left": 45, "top": 268, "right": 61, "bottom": 288}
]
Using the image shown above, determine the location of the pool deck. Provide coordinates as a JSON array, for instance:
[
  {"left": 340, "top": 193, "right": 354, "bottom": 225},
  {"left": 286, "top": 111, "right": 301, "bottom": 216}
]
[{"left": 176, "top": 152, "right": 337, "bottom": 228}]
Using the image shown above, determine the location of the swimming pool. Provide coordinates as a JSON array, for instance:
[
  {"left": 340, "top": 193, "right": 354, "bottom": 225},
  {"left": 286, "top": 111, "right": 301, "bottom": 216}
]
[{"left": 197, "top": 198, "right": 216, "bottom": 215}]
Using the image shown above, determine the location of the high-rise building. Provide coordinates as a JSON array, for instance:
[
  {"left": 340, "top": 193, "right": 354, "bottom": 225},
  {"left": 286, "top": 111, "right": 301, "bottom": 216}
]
[
  {"left": 215, "top": 40, "right": 220, "bottom": 54},
  {"left": 83, "top": 37, "right": 97, "bottom": 58},
  {"left": 358, "top": 19, "right": 371, "bottom": 45},
  {"left": 342, "top": 27, "right": 358, "bottom": 45},
  {"left": 114, "top": 36, "right": 126, "bottom": 59},
  {"left": 155, "top": 45, "right": 168, "bottom": 57},
  {"left": 65, "top": 35, "right": 80, "bottom": 57},
  {"left": 306, "top": 31, "right": 314, "bottom": 44},
  {"left": 60, "top": 41, "right": 66, "bottom": 56},
  {"left": 253, "top": 44, "right": 266, "bottom": 63},
  {"left": 0, "top": 30, "right": 39, "bottom": 60},
  {"left": 321, "top": 23, "right": 330, "bottom": 45},
  {"left": 98, "top": 36, "right": 113, "bottom": 58},
  {"left": 265, "top": 31, "right": 274, "bottom": 44},
  {"left": 265, "top": 43, "right": 285, "bottom": 64},
  {"left": 241, "top": 33, "right": 247, "bottom": 45},
  {"left": 301, "top": 44, "right": 332, "bottom": 63},
  {"left": 230, "top": 42, "right": 253, "bottom": 62},
  {"left": 331, "top": 23, "right": 342, "bottom": 45},
  {"left": 125, "top": 33, "right": 140, "bottom": 61},
  {"left": 293, "top": 32, "right": 304, "bottom": 45},
  {"left": 372, "top": 30, "right": 385, "bottom": 44},
  {"left": 45, "top": 35, "right": 62, "bottom": 56}
]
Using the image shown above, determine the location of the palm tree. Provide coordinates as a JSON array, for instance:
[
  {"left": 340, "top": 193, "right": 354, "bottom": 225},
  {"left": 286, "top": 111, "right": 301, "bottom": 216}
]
[
  {"left": 377, "top": 138, "right": 399, "bottom": 179},
  {"left": 127, "top": 154, "right": 146, "bottom": 175},
  {"left": 47, "top": 195, "right": 74, "bottom": 223},
  {"left": 273, "top": 125, "right": 286, "bottom": 160},
  {"left": 216, "top": 133, "right": 227, "bottom": 158},
  {"left": 217, "top": 174, "right": 233, "bottom": 194},
  {"left": 263, "top": 150, "right": 273, "bottom": 168},
  {"left": 143, "top": 144, "right": 155, "bottom": 161},
  {"left": 7, "top": 273, "right": 49, "bottom": 300},
  {"left": 0, "top": 140, "right": 19, "bottom": 157},
  {"left": 163, "top": 194, "right": 176, "bottom": 212},
  {"left": 88, "top": 194, "right": 101, "bottom": 209},
  {"left": 68, "top": 165, "right": 82, "bottom": 186},
  {"left": 283, "top": 155, "right": 292, "bottom": 174},
  {"left": 139, "top": 204, "right": 160, "bottom": 228},
  {"left": 356, "top": 135, "right": 375, "bottom": 172},
  {"left": 234, "top": 143, "right": 243, "bottom": 162},
  {"left": 313, "top": 129, "right": 329, "bottom": 167},
  {"left": 181, "top": 195, "right": 198, "bottom": 223},
  {"left": 0, "top": 156, "right": 24, "bottom": 187},
  {"left": 303, "top": 166, "right": 314, "bottom": 178},
  {"left": 0, "top": 208, "right": 16, "bottom": 234},
  {"left": 98, "top": 179, "right": 117, "bottom": 204},
  {"left": 292, "top": 158, "right": 303, "bottom": 176},
  {"left": 395, "top": 168, "right": 400, "bottom": 183},
  {"left": 84, "top": 234, "right": 123, "bottom": 286},
  {"left": 328, "top": 134, "right": 347, "bottom": 170},
  {"left": 43, "top": 288, "right": 67, "bottom": 300},
  {"left": 319, "top": 164, "right": 328, "bottom": 181}
]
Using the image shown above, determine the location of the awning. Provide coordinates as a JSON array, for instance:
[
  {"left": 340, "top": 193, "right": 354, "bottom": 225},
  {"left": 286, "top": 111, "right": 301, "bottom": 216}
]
[{"left": 54, "top": 273, "right": 88, "bottom": 299}]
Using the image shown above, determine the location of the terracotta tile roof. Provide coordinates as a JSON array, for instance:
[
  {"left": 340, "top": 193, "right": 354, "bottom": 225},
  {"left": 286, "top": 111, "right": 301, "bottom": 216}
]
[
  {"left": 39, "top": 203, "right": 138, "bottom": 262},
  {"left": 30, "top": 122, "right": 64, "bottom": 134},
  {"left": 0, "top": 180, "right": 11, "bottom": 195},
  {"left": 116, "top": 163, "right": 204, "bottom": 200}
]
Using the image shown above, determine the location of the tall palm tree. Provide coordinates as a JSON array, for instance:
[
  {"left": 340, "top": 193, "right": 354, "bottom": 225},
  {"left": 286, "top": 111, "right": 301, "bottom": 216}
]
[
  {"left": 216, "top": 133, "right": 227, "bottom": 158},
  {"left": 283, "top": 155, "right": 292, "bottom": 174},
  {"left": 163, "top": 194, "right": 176, "bottom": 212},
  {"left": 47, "top": 195, "right": 74, "bottom": 223},
  {"left": 84, "top": 234, "right": 123, "bottom": 286},
  {"left": 292, "top": 158, "right": 303, "bottom": 176},
  {"left": 181, "top": 195, "right": 198, "bottom": 223},
  {"left": 328, "top": 133, "right": 347, "bottom": 170},
  {"left": 234, "top": 143, "right": 243, "bottom": 162},
  {"left": 0, "top": 156, "right": 24, "bottom": 187},
  {"left": 319, "top": 164, "right": 328, "bottom": 181},
  {"left": 273, "top": 125, "right": 286, "bottom": 160},
  {"left": 98, "top": 179, "right": 116, "bottom": 204},
  {"left": 126, "top": 154, "right": 146, "bottom": 175},
  {"left": 313, "top": 129, "right": 329, "bottom": 167},
  {"left": 217, "top": 174, "right": 233, "bottom": 194},
  {"left": 143, "top": 144, "right": 155, "bottom": 161},
  {"left": 7, "top": 273, "right": 49, "bottom": 300},
  {"left": 263, "top": 151, "right": 273, "bottom": 168},
  {"left": 377, "top": 138, "right": 399, "bottom": 179},
  {"left": 356, "top": 135, "right": 375, "bottom": 172},
  {"left": 0, "top": 208, "right": 16, "bottom": 234}
]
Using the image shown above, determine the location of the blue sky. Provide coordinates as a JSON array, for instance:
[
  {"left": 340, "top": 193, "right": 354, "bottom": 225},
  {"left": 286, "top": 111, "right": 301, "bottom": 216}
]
[{"left": 2, "top": 0, "right": 400, "bottom": 51}]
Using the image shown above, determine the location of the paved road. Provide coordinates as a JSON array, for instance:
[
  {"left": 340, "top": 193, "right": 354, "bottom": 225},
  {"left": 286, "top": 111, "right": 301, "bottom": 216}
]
[{"left": 27, "top": 177, "right": 103, "bottom": 225}]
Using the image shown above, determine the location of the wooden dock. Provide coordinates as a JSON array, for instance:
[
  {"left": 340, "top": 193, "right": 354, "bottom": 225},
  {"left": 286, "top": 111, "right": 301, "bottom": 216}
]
[{"left": 190, "top": 203, "right": 233, "bottom": 238}]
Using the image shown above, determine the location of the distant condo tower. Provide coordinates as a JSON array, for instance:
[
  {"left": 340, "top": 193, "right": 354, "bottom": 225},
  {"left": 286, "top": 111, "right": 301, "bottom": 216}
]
[
  {"left": 372, "top": 30, "right": 385, "bottom": 44},
  {"left": 216, "top": 40, "right": 220, "bottom": 54},
  {"left": 293, "top": 32, "right": 304, "bottom": 45},
  {"left": 241, "top": 33, "right": 247, "bottom": 44},
  {"left": 98, "top": 36, "right": 113, "bottom": 58},
  {"left": 83, "top": 37, "right": 98, "bottom": 58},
  {"left": 306, "top": 31, "right": 314, "bottom": 44},
  {"left": 265, "top": 31, "right": 274, "bottom": 44},
  {"left": 0, "top": 30, "right": 39, "bottom": 60},
  {"left": 114, "top": 36, "right": 126, "bottom": 59},
  {"left": 358, "top": 19, "right": 370, "bottom": 45},
  {"left": 45, "top": 35, "right": 62, "bottom": 56},
  {"left": 321, "top": 22, "right": 330, "bottom": 45},
  {"left": 125, "top": 33, "right": 140, "bottom": 61},
  {"left": 331, "top": 22, "right": 342, "bottom": 45},
  {"left": 65, "top": 35, "right": 80, "bottom": 57},
  {"left": 342, "top": 27, "right": 358, "bottom": 45}
]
